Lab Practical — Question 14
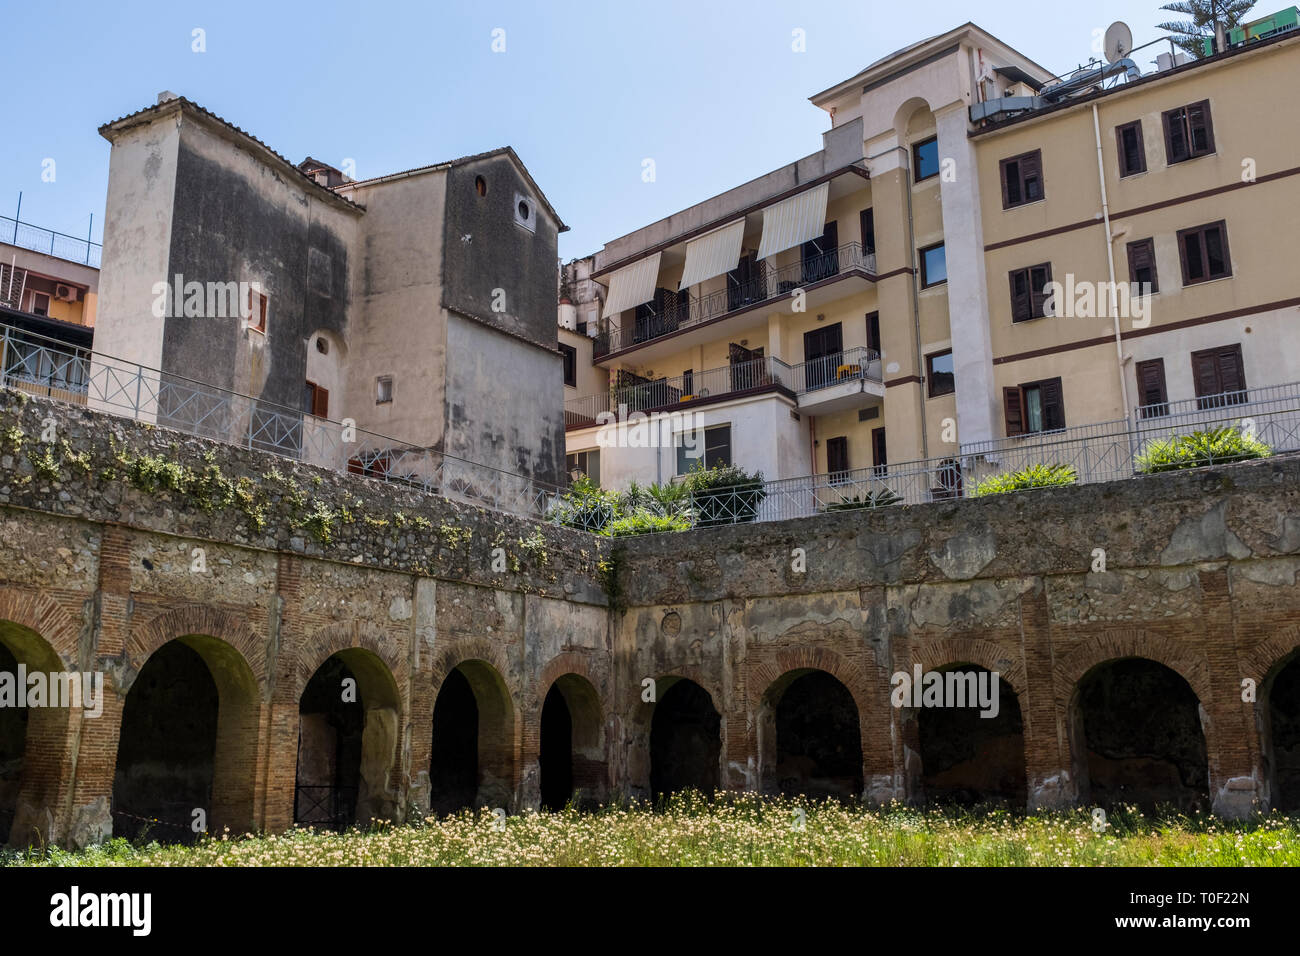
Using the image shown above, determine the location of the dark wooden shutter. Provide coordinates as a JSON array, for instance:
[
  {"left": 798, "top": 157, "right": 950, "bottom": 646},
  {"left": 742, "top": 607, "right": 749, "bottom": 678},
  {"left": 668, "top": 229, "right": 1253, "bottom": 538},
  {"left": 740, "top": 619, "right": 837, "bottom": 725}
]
[
  {"left": 865, "top": 312, "right": 881, "bottom": 354},
  {"left": 827, "top": 436, "right": 849, "bottom": 475},
  {"left": 859, "top": 208, "right": 875, "bottom": 255},
  {"left": 1040, "top": 378, "right": 1065, "bottom": 430},
  {"left": 1021, "top": 151, "right": 1043, "bottom": 202},
  {"left": 1215, "top": 345, "right": 1246, "bottom": 394},
  {"left": 1165, "top": 107, "right": 1189, "bottom": 163},
  {"left": 1009, "top": 269, "right": 1029, "bottom": 322},
  {"left": 1192, "top": 349, "right": 1222, "bottom": 398},
  {"left": 1188, "top": 100, "right": 1214, "bottom": 154},
  {"left": 871, "top": 427, "right": 887, "bottom": 473},
  {"left": 311, "top": 385, "right": 329, "bottom": 418},
  {"left": 1136, "top": 359, "right": 1167, "bottom": 415},
  {"left": 1127, "top": 239, "right": 1158, "bottom": 292},
  {"left": 1029, "top": 264, "right": 1052, "bottom": 318},
  {"left": 1001, "top": 157, "right": 1020, "bottom": 207},
  {"left": 1003, "top": 386, "right": 1026, "bottom": 436}
]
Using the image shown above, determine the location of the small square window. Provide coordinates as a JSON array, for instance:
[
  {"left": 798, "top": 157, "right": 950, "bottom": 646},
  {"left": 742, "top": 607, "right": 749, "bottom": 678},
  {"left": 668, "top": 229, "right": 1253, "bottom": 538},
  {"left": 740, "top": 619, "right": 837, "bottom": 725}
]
[
  {"left": 376, "top": 375, "right": 393, "bottom": 404},
  {"left": 919, "top": 243, "right": 946, "bottom": 287},
  {"left": 913, "top": 137, "right": 940, "bottom": 182}
]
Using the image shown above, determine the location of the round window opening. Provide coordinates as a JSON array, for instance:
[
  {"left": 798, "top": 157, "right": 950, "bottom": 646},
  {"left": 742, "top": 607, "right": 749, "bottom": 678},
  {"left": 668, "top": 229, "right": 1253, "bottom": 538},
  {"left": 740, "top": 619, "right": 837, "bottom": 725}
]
[
  {"left": 475, "top": 175, "right": 487, "bottom": 197},
  {"left": 315, "top": 337, "right": 329, "bottom": 355},
  {"left": 518, "top": 200, "right": 530, "bottom": 219}
]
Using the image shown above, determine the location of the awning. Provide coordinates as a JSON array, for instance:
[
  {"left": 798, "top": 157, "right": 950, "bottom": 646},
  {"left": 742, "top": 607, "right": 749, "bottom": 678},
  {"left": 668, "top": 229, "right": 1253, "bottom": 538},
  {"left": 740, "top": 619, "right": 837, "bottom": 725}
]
[
  {"left": 677, "top": 219, "right": 745, "bottom": 291},
  {"left": 756, "top": 182, "right": 830, "bottom": 260},
  {"left": 601, "top": 251, "right": 662, "bottom": 318}
]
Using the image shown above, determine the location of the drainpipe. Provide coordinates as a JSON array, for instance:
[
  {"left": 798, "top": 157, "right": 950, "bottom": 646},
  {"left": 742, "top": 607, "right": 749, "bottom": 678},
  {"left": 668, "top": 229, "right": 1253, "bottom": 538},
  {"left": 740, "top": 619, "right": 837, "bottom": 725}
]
[
  {"left": 866, "top": 143, "right": 930, "bottom": 461},
  {"left": 1092, "top": 104, "right": 1132, "bottom": 421}
]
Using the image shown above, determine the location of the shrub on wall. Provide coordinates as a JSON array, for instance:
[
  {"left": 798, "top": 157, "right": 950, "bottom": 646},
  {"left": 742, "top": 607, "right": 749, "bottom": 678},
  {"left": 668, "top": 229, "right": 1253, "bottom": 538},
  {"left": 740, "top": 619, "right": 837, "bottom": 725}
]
[
  {"left": 1135, "top": 426, "right": 1271, "bottom": 474},
  {"left": 822, "top": 488, "right": 902, "bottom": 511},
  {"left": 971, "top": 463, "right": 1078, "bottom": 497},
  {"left": 682, "top": 463, "right": 766, "bottom": 527}
]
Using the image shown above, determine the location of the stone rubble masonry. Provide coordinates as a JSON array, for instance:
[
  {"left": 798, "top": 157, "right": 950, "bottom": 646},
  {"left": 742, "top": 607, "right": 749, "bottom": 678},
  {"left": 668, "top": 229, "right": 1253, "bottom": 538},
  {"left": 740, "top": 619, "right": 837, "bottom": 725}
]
[{"left": 1, "top": 387, "right": 1299, "bottom": 844}]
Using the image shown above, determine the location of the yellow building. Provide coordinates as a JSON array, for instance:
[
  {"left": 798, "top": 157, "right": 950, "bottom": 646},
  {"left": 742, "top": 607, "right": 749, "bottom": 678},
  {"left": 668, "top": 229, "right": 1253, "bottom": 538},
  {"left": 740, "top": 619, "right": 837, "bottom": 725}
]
[{"left": 563, "top": 19, "right": 1300, "bottom": 497}]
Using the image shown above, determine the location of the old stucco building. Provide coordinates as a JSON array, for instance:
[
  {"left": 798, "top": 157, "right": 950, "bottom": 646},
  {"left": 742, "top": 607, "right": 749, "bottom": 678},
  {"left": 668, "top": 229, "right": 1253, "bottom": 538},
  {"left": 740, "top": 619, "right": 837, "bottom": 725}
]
[
  {"left": 92, "top": 93, "right": 569, "bottom": 488},
  {"left": 561, "top": 17, "right": 1300, "bottom": 491}
]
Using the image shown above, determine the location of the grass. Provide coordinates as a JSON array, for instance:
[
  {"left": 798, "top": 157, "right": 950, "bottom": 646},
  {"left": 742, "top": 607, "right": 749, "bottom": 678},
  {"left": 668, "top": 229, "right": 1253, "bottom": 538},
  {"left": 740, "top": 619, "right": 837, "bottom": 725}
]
[{"left": 7, "top": 793, "right": 1300, "bottom": 867}]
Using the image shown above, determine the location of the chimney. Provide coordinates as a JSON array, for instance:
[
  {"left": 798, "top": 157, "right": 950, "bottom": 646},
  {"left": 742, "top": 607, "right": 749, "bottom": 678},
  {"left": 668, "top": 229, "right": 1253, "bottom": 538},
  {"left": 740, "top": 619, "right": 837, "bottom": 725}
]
[{"left": 157, "top": 90, "right": 180, "bottom": 105}]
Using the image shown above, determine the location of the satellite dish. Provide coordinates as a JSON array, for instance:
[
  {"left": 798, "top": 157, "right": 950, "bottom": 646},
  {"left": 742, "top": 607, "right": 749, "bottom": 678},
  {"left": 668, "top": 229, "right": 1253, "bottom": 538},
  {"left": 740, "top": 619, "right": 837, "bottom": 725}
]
[{"left": 1104, "top": 21, "right": 1133, "bottom": 63}]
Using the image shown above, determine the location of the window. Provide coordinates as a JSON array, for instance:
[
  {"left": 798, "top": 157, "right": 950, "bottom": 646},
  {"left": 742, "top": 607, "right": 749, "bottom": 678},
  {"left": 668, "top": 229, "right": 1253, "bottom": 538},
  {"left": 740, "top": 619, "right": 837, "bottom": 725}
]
[
  {"left": 475, "top": 175, "right": 487, "bottom": 197},
  {"left": 677, "top": 423, "right": 731, "bottom": 475},
  {"left": 514, "top": 192, "right": 536, "bottom": 233},
  {"left": 1192, "top": 344, "right": 1247, "bottom": 408},
  {"left": 1009, "top": 263, "right": 1053, "bottom": 321},
  {"left": 1126, "top": 238, "right": 1159, "bottom": 294},
  {"left": 1116, "top": 121, "right": 1147, "bottom": 177},
  {"left": 376, "top": 375, "right": 393, "bottom": 404},
  {"left": 27, "top": 292, "right": 50, "bottom": 317},
  {"left": 919, "top": 242, "right": 946, "bottom": 287},
  {"left": 566, "top": 449, "right": 600, "bottom": 486},
  {"left": 913, "top": 137, "right": 940, "bottom": 182},
  {"left": 1000, "top": 150, "right": 1044, "bottom": 208},
  {"left": 1163, "top": 100, "right": 1215, "bottom": 164},
  {"left": 560, "top": 342, "right": 577, "bottom": 387},
  {"left": 859, "top": 208, "right": 875, "bottom": 256},
  {"left": 1004, "top": 378, "right": 1065, "bottom": 435},
  {"left": 926, "top": 350, "right": 955, "bottom": 397},
  {"left": 871, "top": 426, "right": 887, "bottom": 476},
  {"left": 1135, "top": 358, "right": 1168, "bottom": 418},
  {"left": 826, "top": 436, "right": 850, "bottom": 483},
  {"left": 303, "top": 380, "right": 329, "bottom": 418},
  {"left": 865, "top": 312, "right": 881, "bottom": 355},
  {"left": 682, "top": 369, "right": 694, "bottom": 396},
  {"left": 246, "top": 288, "right": 268, "bottom": 333},
  {"left": 315, "top": 336, "right": 330, "bottom": 354},
  {"left": 1178, "top": 221, "right": 1231, "bottom": 285}
]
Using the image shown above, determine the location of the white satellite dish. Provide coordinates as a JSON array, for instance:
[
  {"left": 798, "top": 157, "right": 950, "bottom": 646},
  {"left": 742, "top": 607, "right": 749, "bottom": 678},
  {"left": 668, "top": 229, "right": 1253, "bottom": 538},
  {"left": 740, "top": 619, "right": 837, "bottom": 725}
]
[{"left": 1104, "top": 21, "right": 1133, "bottom": 63}]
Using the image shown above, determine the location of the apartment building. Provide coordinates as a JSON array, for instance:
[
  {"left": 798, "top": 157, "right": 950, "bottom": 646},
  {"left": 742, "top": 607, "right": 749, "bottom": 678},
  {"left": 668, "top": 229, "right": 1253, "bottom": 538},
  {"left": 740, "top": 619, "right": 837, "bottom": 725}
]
[
  {"left": 94, "top": 93, "right": 569, "bottom": 487},
  {"left": 562, "top": 14, "right": 1300, "bottom": 493}
]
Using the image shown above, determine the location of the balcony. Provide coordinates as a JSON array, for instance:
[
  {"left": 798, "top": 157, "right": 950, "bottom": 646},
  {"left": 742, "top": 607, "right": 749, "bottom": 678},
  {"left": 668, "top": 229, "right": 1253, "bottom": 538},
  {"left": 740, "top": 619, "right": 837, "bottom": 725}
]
[
  {"left": 1, "top": 215, "right": 102, "bottom": 268},
  {"left": 593, "top": 241, "right": 877, "bottom": 361},
  {"left": 564, "top": 347, "right": 881, "bottom": 430}
]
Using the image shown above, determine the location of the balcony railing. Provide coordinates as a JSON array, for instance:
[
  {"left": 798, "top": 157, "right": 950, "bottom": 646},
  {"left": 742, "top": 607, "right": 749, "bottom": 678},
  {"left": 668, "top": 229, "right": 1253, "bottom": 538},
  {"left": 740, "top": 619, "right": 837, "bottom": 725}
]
[
  {"left": 593, "top": 241, "right": 876, "bottom": 358},
  {"left": 565, "top": 347, "right": 883, "bottom": 429},
  {"left": 1, "top": 216, "right": 101, "bottom": 268}
]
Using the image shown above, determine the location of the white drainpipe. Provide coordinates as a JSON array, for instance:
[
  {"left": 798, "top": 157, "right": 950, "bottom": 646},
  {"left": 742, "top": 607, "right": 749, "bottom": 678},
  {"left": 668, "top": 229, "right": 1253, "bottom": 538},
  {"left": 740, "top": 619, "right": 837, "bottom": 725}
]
[{"left": 1093, "top": 103, "right": 1131, "bottom": 420}]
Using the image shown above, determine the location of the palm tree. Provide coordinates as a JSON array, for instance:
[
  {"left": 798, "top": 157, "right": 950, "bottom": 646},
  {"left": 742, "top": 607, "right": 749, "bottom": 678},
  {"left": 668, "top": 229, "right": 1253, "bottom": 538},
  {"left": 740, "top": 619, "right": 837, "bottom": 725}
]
[{"left": 1158, "top": 0, "right": 1258, "bottom": 57}]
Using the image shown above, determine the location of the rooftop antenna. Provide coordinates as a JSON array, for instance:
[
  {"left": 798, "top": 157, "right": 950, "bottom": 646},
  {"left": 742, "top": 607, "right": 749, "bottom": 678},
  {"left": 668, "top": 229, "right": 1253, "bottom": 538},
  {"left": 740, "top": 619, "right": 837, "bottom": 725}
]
[{"left": 1104, "top": 21, "right": 1133, "bottom": 64}]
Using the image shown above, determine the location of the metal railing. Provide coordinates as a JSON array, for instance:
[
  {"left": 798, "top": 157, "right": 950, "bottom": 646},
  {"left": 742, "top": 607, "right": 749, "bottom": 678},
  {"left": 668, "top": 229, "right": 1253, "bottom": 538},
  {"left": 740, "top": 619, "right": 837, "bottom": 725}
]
[
  {"left": 0, "top": 322, "right": 574, "bottom": 521},
  {"left": 593, "top": 241, "right": 877, "bottom": 357},
  {"left": 1, "top": 216, "right": 101, "bottom": 268},
  {"left": 565, "top": 347, "right": 882, "bottom": 429},
  {"left": 294, "top": 785, "right": 359, "bottom": 831}
]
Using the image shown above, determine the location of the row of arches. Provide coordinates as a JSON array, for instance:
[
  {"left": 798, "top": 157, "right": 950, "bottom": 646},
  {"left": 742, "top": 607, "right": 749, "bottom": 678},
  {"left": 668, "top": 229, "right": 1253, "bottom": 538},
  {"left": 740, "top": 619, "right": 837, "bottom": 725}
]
[{"left": 3, "top": 613, "right": 1300, "bottom": 844}]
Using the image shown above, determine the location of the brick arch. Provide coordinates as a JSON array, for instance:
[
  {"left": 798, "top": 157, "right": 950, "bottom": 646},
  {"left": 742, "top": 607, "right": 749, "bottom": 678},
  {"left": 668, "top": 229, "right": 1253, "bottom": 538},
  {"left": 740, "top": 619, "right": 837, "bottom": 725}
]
[
  {"left": 1240, "top": 625, "right": 1300, "bottom": 685},
  {"left": 908, "top": 636, "right": 1028, "bottom": 701},
  {"left": 537, "top": 650, "right": 607, "bottom": 710},
  {"left": 430, "top": 638, "right": 514, "bottom": 699},
  {"left": 0, "top": 585, "right": 82, "bottom": 670},
  {"left": 750, "top": 644, "right": 874, "bottom": 718},
  {"left": 1053, "top": 629, "right": 1211, "bottom": 708},
  {"left": 126, "top": 604, "right": 266, "bottom": 690},
  {"left": 292, "top": 621, "right": 407, "bottom": 709},
  {"left": 634, "top": 665, "right": 722, "bottom": 723}
]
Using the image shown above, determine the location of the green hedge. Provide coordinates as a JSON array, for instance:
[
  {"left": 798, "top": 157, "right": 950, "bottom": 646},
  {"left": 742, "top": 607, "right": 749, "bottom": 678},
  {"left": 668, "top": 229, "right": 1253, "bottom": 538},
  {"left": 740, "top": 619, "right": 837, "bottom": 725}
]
[
  {"left": 1135, "top": 425, "right": 1270, "bottom": 474},
  {"left": 972, "top": 462, "right": 1078, "bottom": 497}
]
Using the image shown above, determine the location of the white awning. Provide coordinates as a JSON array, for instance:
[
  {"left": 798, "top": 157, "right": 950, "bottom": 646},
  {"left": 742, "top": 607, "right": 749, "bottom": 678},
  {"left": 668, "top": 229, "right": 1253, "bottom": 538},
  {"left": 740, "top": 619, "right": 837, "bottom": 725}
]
[
  {"left": 756, "top": 182, "right": 830, "bottom": 260},
  {"left": 601, "top": 252, "right": 662, "bottom": 319},
  {"left": 678, "top": 219, "right": 745, "bottom": 291}
]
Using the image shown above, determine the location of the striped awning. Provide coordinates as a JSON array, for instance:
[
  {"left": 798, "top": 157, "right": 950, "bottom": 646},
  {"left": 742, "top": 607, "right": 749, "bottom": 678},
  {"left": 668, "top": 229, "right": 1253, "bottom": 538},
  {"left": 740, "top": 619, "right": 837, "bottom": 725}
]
[
  {"left": 601, "top": 252, "right": 662, "bottom": 319},
  {"left": 756, "top": 182, "right": 830, "bottom": 260},
  {"left": 678, "top": 219, "right": 745, "bottom": 291}
]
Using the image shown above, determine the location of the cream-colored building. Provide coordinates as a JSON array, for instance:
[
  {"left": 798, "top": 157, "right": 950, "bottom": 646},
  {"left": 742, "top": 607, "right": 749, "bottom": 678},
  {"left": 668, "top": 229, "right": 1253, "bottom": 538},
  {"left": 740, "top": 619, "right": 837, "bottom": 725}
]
[{"left": 562, "top": 18, "right": 1300, "bottom": 495}]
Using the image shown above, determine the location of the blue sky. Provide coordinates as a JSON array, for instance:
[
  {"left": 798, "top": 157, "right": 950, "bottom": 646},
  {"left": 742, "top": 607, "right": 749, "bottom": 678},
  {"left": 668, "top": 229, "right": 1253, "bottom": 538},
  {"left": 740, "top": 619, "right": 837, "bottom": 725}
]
[{"left": 1, "top": 0, "right": 1216, "bottom": 259}]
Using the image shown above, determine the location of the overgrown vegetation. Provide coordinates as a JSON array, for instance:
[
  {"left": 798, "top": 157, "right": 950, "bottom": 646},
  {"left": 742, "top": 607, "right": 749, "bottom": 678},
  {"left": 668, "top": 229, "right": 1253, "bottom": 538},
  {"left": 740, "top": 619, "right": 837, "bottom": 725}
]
[
  {"left": 10, "top": 795, "right": 1300, "bottom": 867},
  {"left": 972, "top": 463, "right": 1079, "bottom": 497},
  {"left": 1135, "top": 425, "right": 1271, "bottom": 474}
]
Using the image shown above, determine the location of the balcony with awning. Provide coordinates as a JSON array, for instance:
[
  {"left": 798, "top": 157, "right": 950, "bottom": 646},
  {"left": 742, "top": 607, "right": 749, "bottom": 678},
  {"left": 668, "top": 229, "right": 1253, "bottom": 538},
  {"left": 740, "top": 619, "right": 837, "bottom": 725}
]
[{"left": 590, "top": 171, "right": 876, "bottom": 366}]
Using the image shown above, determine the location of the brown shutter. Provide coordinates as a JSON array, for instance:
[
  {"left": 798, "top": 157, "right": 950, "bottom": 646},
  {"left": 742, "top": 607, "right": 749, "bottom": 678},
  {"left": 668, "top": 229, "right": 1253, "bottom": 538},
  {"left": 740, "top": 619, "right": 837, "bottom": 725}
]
[
  {"left": 312, "top": 385, "right": 329, "bottom": 418},
  {"left": 1188, "top": 100, "right": 1215, "bottom": 154},
  {"left": 1191, "top": 350, "right": 1221, "bottom": 398},
  {"left": 1216, "top": 345, "right": 1246, "bottom": 394},
  {"left": 1021, "top": 150, "right": 1043, "bottom": 201},
  {"left": 1009, "top": 269, "right": 1029, "bottom": 322},
  {"left": 1040, "top": 378, "right": 1065, "bottom": 430},
  {"left": 1136, "top": 359, "right": 1167, "bottom": 409},
  {"left": 1030, "top": 264, "right": 1052, "bottom": 318},
  {"left": 859, "top": 208, "right": 875, "bottom": 254},
  {"left": 827, "top": 436, "right": 849, "bottom": 474},
  {"left": 872, "top": 427, "right": 887, "bottom": 471},
  {"left": 1003, "top": 386, "right": 1025, "bottom": 436},
  {"left": 1127, "top": 239, "right": 1158, "bottom": 292}
]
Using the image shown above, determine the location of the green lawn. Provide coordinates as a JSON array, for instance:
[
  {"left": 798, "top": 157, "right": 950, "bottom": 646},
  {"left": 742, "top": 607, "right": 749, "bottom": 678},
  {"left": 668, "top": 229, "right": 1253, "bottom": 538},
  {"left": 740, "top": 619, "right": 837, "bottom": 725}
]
[{"left": 9, "top": 794, "right": 1300, "bottom": 867}]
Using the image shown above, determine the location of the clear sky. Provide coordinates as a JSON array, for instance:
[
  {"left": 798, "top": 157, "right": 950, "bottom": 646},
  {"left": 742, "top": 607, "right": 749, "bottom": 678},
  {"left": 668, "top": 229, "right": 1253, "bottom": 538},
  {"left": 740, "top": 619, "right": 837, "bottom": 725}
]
[{"left": 1, "top": 0, "right": 1223, "bottom": 260}]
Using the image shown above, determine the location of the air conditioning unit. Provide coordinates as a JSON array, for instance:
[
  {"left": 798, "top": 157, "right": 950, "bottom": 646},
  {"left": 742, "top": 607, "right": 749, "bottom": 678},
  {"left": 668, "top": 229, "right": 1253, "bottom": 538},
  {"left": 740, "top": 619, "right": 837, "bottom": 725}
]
[{"left": 54, "top": 283, "right": 77, "bottom": 302}]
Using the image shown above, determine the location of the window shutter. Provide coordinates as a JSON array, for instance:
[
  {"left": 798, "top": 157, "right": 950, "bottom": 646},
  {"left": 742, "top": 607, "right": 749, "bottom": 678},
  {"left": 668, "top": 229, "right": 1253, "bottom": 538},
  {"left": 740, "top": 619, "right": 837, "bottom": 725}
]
[
  {"left": 1003, "top": 386, "right": 1025, "bottom": 436},
  {"left": 312, "top": 385, "right": 330, "bottom": 418},
  {"left": 860, "top": 209, "right": 875, "bottom": 255},
  {"left": 827, "top": 436, "right": 849, "bottom": 474},
  {"left": 1021, "top": 151, "right": 1042, "bottom": 201},
  {"left": 1188, "top": 100, "right": 1214, "bottom": 154},
  {"left": 872, "top": 427, "right": 887, "bottom": 470},
  {"left": 1192, "top": 350, "right": 1221, "bottom": 397},
  {"left": 1216, "top": 346, "right": 1245, "bottom": 394},
  {"left": 1040, "top": 378, "right": 1065, "bottom": 430},
  {"left": 1009, "top": 269, "right": 1029, "bottom": 322},
  {"left": 1165, "top": 109, "right": 1187, "bottom": 162},
  {"left": 1136, "top": 359, "right": 1167, "bottom": 409},
  {"left": 1030, "top": 264, "right": 1052, "bottom": 318}
]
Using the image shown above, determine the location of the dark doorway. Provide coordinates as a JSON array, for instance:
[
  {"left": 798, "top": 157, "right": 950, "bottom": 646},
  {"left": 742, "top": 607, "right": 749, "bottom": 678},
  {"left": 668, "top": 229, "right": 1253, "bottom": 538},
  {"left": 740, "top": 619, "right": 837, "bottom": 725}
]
[
  {"left": 1266, "top": 653, "right": 1300, "bottom": 812},
  {"left": 540, "top": 684, "right": 573, "bottom": 811},
  {"left": 0, "top": 640, "right": 28, "bottom": 843},
  {"left": 650, "top": 679, "right": 720, "bottom": 799},
  {"left": 917, "top": 666, "right": 1027, "bottom": 806},
  {"left": 1074, "top": 658, "right": 1208, "bottom": 811},
  {"left": 429, "top": 668, "right": 479, "bottom": 815},
  {"left": 773, "top": 671, "right": 862, "bottom": 799},
  {"left": 803, "top": 322, "right": 844, "bottom": 390},
  {"left": 113, "top": 641, "right": 219, "bottom": 843},
  {"left": 295, "top": 656, "right": 364, "bottom": 829}
]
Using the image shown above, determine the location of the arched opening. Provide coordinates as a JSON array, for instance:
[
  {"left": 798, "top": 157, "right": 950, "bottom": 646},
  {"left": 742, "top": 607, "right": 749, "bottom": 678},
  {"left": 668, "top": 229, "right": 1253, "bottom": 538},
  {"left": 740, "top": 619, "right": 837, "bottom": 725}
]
[
  {"left": 112, "top": 634, "right": 259, "bottom": 842},
  {"left": 916, "top": 664, "right": 1026, "bottom": 806},
  {"left": 0, "top": 639, "right": 29, "bottom": 844},
  {"left": 649, "top": 678, "right": 720, "bottom": 800},
  {"left": 763, "top": 669, "right": 862, "bottom": 799},
  {"left": 429, "top": 660, "right": 515, "bottom": 814},
  {"left": 540, "top": 673, "right": 604, "bottom": 811},
  {"left": 1072, "top": 657, "right": 1208, "bottom": 811},
  {"left": 294, "top": 648, "right": 400, "bottom": 829},
  {"left": 1263, "top": 650, "right": 1300, "bottom": 812}
]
